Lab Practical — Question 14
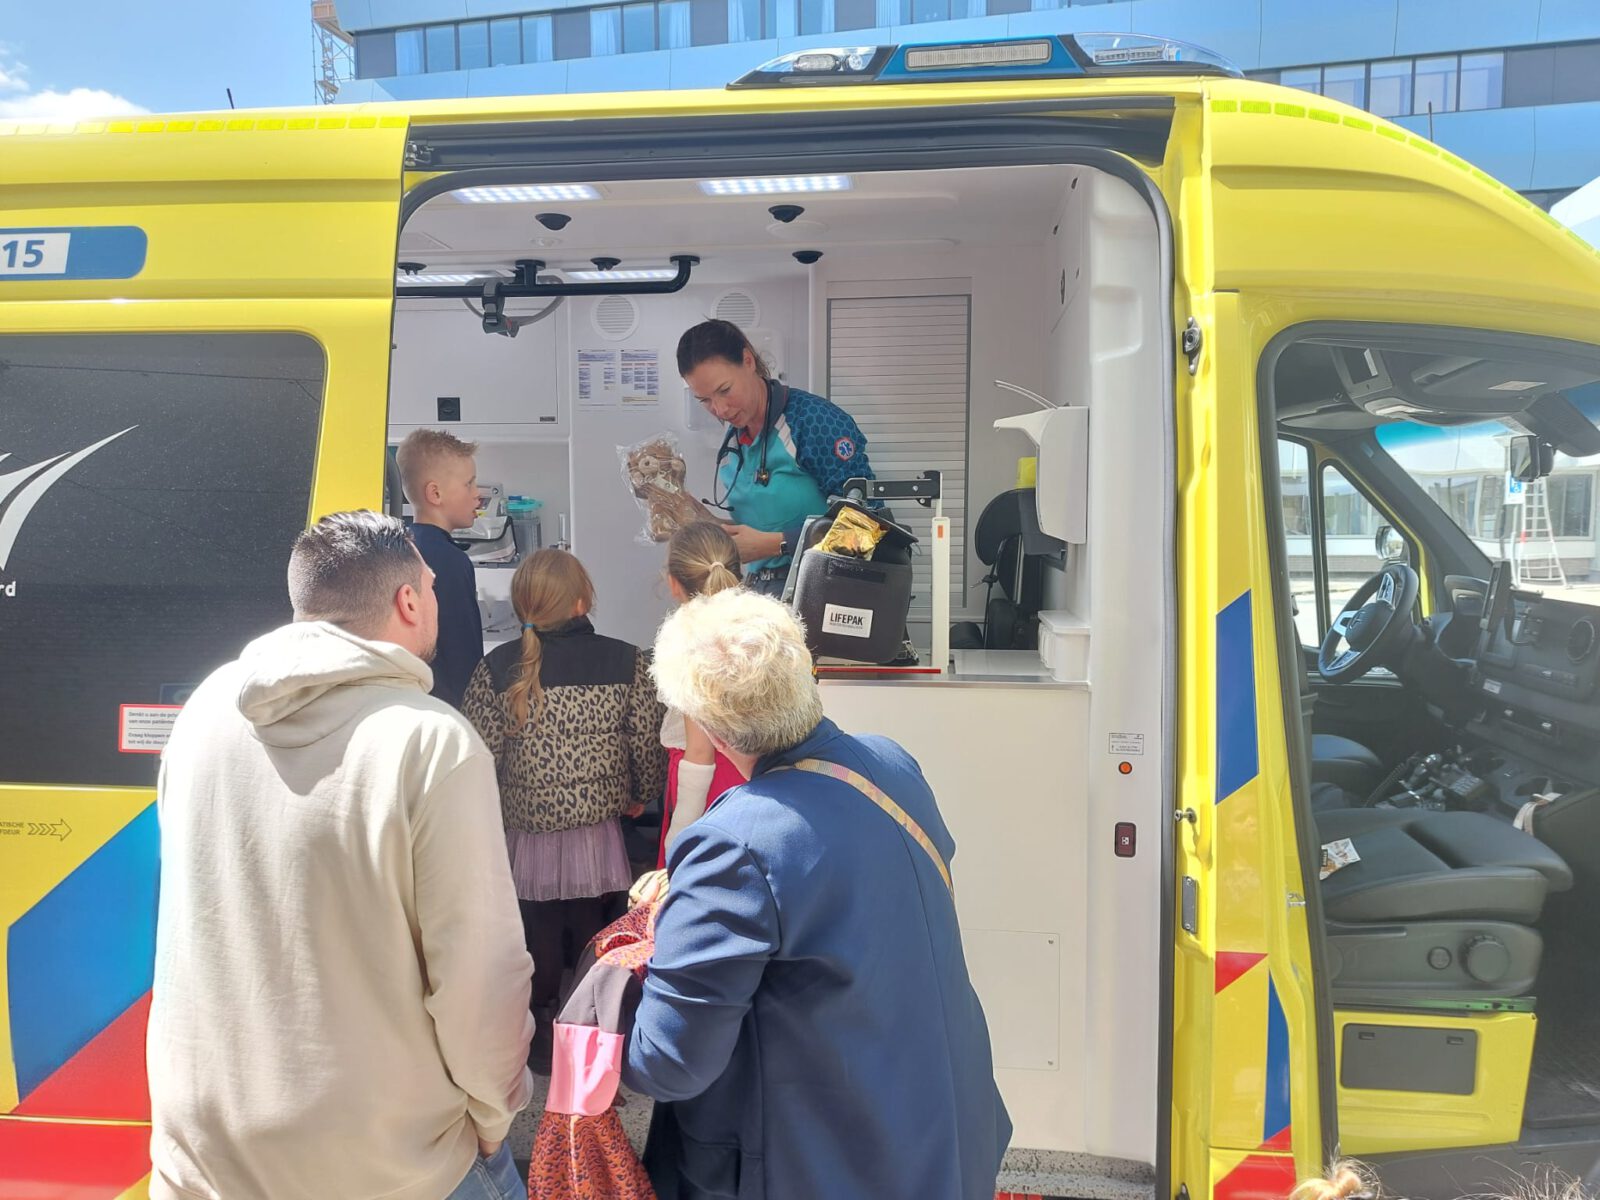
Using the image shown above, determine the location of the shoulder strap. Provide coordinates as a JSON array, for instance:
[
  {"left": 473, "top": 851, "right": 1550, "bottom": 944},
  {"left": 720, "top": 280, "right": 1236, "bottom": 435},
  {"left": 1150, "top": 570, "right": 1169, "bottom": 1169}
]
[{"left": 772, "top": 758, "right": 953, "bottom": 895}]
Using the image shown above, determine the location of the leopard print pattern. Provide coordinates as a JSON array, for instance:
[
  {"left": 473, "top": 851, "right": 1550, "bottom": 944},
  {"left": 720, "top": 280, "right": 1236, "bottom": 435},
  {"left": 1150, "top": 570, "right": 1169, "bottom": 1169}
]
[
  {"left": 592, "top": 902, "right": 657, "bottom": 974},
  {"left": 463, "top": 652, "right": 667, "bottom": 833},
  {"left": 529, "top": 1109, "right": 656, "bottom": 1200}
]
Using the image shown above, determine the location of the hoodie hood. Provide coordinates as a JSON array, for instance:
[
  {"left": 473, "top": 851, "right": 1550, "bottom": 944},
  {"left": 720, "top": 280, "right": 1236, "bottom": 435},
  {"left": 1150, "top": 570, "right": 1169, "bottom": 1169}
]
[{"left": 237, "top": 622, "right": 434, "bottom": 748}]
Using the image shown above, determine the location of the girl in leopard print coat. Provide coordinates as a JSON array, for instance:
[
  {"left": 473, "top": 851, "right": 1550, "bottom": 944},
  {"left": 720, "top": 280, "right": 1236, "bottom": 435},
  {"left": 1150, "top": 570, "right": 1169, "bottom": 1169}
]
[{"left": 463, "top": 549, "right": 667, "bottom": 1073}]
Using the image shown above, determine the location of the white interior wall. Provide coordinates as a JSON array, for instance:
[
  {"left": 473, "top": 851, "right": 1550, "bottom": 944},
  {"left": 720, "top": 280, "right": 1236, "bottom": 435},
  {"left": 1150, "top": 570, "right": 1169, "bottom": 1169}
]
[{"left": 810, "top": 244, "right": 1053, "bottom": 622}]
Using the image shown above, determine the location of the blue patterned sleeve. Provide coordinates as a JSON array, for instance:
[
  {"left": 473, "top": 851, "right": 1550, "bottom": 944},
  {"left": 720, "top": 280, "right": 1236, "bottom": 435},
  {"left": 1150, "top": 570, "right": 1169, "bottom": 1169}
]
[{"left": 789, "top": 391, "right": 876, "bottom": 501}]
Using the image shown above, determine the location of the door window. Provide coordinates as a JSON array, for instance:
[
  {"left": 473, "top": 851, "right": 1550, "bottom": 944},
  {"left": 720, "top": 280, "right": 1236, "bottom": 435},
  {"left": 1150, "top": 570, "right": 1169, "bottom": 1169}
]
[
  {"left": 1279, "top": 440, "right": 1320, "bottom": 646},
  {"left": 0, "top": 332, "right": 324, "bottom": 787},
  {"left": 1322, "top": 463, "right": 1388, "bottom": 625}
]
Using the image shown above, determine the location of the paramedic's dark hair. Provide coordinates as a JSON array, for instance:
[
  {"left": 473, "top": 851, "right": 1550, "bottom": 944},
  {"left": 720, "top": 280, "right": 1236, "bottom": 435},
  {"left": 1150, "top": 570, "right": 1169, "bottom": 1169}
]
[
  {"left": 677, "top": 319, "right": 770, "bottom": 380},
  {"left": 287, "top": 510, "right": 424, "bottom": 637}
]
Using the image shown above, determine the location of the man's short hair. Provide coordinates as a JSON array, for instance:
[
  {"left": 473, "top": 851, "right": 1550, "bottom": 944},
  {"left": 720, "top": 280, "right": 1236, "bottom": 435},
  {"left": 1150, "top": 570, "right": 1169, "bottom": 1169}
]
[
  {"left": 651, "top": 589, "right": 822, "bottom": 757},
  {"left": 395, "top": 429, "right": 478, "bottom": 504},
  {"left": 288, "top": 511, "right": 424, "bottom": 636}
]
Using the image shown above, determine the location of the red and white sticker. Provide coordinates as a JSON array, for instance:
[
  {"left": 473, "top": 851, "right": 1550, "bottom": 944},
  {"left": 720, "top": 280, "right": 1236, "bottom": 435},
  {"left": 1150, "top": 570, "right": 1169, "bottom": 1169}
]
[{"left": 119, "top": 704, "right": 182, "bottom": 754}]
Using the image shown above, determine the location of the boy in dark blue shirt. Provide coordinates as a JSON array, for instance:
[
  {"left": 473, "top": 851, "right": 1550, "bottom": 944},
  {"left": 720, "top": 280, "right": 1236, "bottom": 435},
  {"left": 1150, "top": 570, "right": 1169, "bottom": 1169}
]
[{"left": 396, "top": 429, "right": 485, "bottom": 710}]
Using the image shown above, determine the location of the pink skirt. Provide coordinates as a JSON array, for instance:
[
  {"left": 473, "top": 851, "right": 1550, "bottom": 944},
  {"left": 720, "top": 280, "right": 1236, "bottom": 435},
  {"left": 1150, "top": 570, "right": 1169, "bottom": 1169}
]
[{"left": 506, "top": 819, "right": 632, "bottom": 903}]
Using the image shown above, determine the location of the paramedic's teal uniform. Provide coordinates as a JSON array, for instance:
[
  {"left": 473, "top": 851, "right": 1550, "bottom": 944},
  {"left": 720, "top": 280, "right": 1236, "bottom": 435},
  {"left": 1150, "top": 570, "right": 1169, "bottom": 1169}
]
[{"left": 716, "top": 381, "right": 874, "bottom": 588}]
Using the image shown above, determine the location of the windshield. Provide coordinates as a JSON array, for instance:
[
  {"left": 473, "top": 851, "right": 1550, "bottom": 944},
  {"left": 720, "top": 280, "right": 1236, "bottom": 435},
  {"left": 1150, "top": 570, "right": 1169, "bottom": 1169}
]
[{"left": 1376, "top": 384, "right": 1600, "bottom": 604}]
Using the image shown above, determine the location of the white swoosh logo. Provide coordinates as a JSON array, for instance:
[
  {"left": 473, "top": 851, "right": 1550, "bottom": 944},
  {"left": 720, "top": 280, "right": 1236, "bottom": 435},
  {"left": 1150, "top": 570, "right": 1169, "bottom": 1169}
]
[{"left": 0, "top": 427, "right": 137, "bottom": 571}]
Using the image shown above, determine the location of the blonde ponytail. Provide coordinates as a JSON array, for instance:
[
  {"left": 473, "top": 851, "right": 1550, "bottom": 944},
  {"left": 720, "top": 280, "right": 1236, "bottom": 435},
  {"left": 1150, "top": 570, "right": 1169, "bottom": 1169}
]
[
  {"left": 505, "top": 548, "right": 596, "bottom": 734},
  {"left": 667, "top": 522, "right": 743, "bottom": 600},
  {"left": 1289, "top": 1163, "right": 1378, "bottom": 1200}
]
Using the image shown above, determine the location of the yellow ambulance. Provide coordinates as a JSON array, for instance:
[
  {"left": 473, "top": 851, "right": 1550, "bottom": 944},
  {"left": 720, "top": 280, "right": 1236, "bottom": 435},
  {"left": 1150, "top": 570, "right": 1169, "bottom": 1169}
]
[{"left": 5, "top": 30, "right": 1600, "bottom": 1200}]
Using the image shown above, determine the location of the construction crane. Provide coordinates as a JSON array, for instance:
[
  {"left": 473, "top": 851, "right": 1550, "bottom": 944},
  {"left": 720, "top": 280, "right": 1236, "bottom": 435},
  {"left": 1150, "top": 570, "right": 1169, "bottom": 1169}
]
[{"left": 312, "top": 1, "right": 354, "bottom": 105}]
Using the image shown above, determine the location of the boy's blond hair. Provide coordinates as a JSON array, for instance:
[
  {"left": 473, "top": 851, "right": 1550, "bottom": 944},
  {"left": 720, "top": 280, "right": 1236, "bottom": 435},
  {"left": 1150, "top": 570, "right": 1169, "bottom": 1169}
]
[{"left": 396, "top": 429, "right": 478, "bottom": 504}]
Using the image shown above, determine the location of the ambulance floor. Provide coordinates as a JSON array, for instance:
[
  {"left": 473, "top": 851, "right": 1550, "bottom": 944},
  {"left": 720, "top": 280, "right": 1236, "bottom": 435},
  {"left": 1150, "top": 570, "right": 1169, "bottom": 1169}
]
[{"left": 1524, "top": 920, "right": 1600, "bottom": 1130}]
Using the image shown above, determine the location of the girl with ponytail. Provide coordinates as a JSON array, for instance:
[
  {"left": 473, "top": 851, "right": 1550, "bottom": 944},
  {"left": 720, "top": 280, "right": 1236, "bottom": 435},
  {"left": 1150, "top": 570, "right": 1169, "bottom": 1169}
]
[
  {"left": 654, "top": 522, "right": 749, "bottom": 870},
  {"left": 462, "top": 548, "right": 666, "bottom": 1072}
]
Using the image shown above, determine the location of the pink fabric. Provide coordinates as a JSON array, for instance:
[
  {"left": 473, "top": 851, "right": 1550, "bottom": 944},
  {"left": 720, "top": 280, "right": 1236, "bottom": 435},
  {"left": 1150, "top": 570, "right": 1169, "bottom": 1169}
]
[{"left": 547, "top": 1023, "right": 625, "bottom": 1117}]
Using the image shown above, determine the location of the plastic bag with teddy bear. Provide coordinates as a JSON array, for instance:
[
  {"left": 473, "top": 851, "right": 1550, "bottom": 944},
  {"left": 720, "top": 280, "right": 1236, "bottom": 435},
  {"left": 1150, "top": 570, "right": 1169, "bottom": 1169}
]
[{"left": 618, "top": 432, "right": 716, "bottom": 545}]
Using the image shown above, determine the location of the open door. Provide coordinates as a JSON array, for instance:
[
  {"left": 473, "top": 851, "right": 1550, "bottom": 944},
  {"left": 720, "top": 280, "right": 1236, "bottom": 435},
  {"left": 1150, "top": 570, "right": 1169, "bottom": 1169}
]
[{"left": 0, "top": 110, "right": 407, "bottom": 1197}]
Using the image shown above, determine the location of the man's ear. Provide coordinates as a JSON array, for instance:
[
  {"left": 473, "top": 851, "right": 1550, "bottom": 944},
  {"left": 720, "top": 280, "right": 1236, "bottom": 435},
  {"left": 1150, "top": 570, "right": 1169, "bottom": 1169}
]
[
  {"left": 395, "top": 581, "right": 423, "bottom": 628},
  {"left": 424, "top": 479, "right": 443, "bottom": 507}
]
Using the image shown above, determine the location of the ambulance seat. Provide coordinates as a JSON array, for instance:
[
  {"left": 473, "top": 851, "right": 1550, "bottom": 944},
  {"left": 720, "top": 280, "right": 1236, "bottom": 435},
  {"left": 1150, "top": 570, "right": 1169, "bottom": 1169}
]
[
  {"left": 1316, "top": 807, "right": 1572, "bottom": 999},
  {"left": 1311, "top": 734, "right": 1384, "bottom": 796},
  {"left": 950, "top": 488, "right": 1061, "bottom": 652}
]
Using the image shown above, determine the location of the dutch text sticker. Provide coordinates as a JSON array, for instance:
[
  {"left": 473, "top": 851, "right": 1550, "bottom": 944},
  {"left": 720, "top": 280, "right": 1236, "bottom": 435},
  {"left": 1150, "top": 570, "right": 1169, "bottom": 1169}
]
[
  {"left": 1109, "top": 732, "right": 1145, "bottom": 756},
  {"left": 120, "top": 704, "right": 182, "bottom": 754}
]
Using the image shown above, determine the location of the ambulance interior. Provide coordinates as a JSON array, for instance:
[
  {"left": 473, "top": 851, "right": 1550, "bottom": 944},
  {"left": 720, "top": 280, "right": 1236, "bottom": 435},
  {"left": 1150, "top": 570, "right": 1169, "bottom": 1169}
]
[
  {"left": 388, "top": 162, "right": 1172, "bottom": 1187},
  {"left": 1268, "top": 332, "right": 1600, "bottom": 1176}
]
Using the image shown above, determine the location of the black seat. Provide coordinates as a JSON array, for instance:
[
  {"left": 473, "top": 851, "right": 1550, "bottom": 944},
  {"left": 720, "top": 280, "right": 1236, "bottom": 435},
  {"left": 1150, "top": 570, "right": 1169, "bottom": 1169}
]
[
  {"left": 950, "top": 488, "right": 1063, "bottom": 651},
  {"left": 1317, "top": 806, "right": 1572, "bottom": 1000},
  {"left": 1311, "top": 733, "right": 1384, "bottom": 797}
]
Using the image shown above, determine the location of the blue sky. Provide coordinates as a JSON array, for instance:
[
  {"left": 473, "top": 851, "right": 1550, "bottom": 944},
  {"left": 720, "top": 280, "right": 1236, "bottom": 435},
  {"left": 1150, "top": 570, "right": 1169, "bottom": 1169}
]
[{"left": 1, "top": 1, "right": 315, "bottom": 118}]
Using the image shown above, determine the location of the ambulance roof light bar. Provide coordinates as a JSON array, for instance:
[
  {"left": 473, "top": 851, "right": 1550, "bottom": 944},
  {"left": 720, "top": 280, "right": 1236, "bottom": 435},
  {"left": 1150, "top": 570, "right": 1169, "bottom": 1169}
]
[{"left": 729, "top": 32, "right": 1240, "bottom": 88}]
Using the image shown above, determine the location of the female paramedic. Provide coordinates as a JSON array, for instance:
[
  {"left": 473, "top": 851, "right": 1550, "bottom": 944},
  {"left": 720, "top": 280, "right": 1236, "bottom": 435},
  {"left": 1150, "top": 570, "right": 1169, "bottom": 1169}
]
[{"left": 678, "top": 319, "right": 875, "bottom": 595}]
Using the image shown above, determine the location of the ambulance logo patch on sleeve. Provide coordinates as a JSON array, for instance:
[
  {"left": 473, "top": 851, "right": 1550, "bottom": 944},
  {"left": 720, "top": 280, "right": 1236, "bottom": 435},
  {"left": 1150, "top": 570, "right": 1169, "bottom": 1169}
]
[{"left": 834, "top": 436, "right": 857, "bottom": 461}]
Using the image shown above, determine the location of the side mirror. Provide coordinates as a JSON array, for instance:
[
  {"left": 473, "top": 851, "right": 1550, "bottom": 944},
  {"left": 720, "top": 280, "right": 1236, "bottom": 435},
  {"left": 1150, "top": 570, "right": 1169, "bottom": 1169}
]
[
  {"left": 1509, "top": 435, "right": 1555, "bottom": 482},
  {"left": 1375, "top": 524, "right": 1408, "bottom": 563}
]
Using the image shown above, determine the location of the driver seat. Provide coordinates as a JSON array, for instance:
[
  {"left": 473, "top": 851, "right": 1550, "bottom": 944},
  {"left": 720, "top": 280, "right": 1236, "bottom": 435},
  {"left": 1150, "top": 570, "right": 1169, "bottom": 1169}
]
[
  {"left": 1317, "top": 806, "right": 1572, "bottom": 1001},
  {"left": 1311, "top": 734, "right": 1384, "bottom": 798}
]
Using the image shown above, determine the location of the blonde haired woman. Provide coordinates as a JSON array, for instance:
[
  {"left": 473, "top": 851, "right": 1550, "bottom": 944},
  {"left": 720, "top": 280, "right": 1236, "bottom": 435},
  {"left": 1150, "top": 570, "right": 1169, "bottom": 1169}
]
[
  {"left": 463, "top": 548, "right": 665, "bottom": 1072},
  {"left": 655, "top": 521, "right": 747, "bottom": 870}
]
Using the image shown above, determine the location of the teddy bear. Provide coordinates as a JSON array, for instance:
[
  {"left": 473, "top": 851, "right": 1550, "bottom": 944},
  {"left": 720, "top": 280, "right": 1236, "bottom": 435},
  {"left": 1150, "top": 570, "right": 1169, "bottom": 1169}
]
[{"left": 624, "top": 437, "right": 714, "bottom": 542}]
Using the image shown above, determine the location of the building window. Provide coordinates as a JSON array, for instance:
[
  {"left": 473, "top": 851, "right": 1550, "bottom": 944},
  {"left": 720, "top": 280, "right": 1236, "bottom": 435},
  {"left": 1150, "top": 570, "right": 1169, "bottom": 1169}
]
[
  {"left": 1458, "top": 52, "right": 1504, "bottom": 111},
  {"left": 623, "top": 3, "right": 656, "bottom": 52},
  {"left": 1413, "top": 55, "right": 1457, "bottom": 114},
  {"left": 395, "top": 28, "right": 425, "bottom": 75},
  {"left": 523, "top": 15, "right": 554, "bottom": 62},
  {"left": 554, "top": 10, "right": 590, "bottom": 59},
  {"left": 798, "top": 0, "right": 833, "bottom": 35},
  {"left": 490, "top": 17, "right": 521, "bottom": 66},
  {"left": 985, "top": 0, "right": 1028, "bottom": 12},
  {"left": 1321, "top": 62, "right": 1366, "bottom": 108},
  {"left": 729, "top": 0, "right": 763, "bottom": 40},
  {"left": 834, "top": 0, "right": 874, "bottom": 30},
  {"left": 425, "top": 24, "right": 456, "bottom": 72},
  {"left": 590, "top": 7, "right": 623, "bottom": 55},
  {"left": 763, "top": 0, "right": 798, "bottom": 38},
  {"left": 911, "top": 0, "right": 949, "bottom": 21},
  {"left": 459, "top": 20, "right": 490, "bottom": 69},
  {"left": 691, "top": 0, "right": 729, "bottom": 44},
  {"left": 356, "top": 31, "right": 397, "bottom": 78},
  {"left": 1550, "top": 475, "right": 1594, "bottom": 538},
  {"left": 1280, "top": 66, "right": 1323, "bottom": 95},
  {"left": 659, "top": 0, "right": 691, "bottom": 47},
  {"left": 1552, "top": 42, "right": 1600, "bottom": 105},
  {"left": 1368, "top": 58, "right": 1412, "bottom": 117}
]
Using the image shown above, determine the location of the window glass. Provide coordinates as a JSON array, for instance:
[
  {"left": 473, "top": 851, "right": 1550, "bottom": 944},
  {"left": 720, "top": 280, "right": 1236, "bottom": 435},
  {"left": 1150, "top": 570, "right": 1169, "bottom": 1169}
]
[
  {"left": 660, "top": 0, "right": 692, "bottom": 47},
  {"left": 764, "top": 0, "right": 798, "bottom": 39},
  {"left": 1414, "top": 55, "right": 1457, "bottom": 114},
  {"left": 1322, "top": 464, "right": 1387, "bottom": 625},
  {"left": 490, "top": 17, "right": 521, "bottom": 66},
  {"left": 1368, "top": 59, "right": 1413, "bottom": 117},
  {"left": 1503, "top": 47, "right": 1555, "bottom": 108},
  {"left": 727, "top": 0, "right": 762, "bottom": 39},
  {"left": 0, "top": 333, "right": 325, "bottom": 787},
  {"left": 553, "top": 11, "right": 590, "bottom": 59},
  {"left": 523, "top": 15, "right": 554, "bottom": 61},
  {"left": 425, "top": 24, "right": 456, "bottom": 72},
  {"left": 590, "top": 7, "right": 622, "bottom": 55},
  {"left": 458, "top": 21, "right": 489, "bottom": 69},
  {"left": 395, "top": 28, "right": 425, "bottom": 74},
  {"left": 1458, "top": 52, "right": 1504, "bottom": 111},
  {"left": 1280, "top": 66, "right": 1323, "bottom": 95},
  {"left": 799, "top": 0, "right": 834, "bottom": 34},
  {"left": 691, "top": 0, "right": 730, "bottom": 42},
  {"left": 836, "top": 0, "right": 876, "bottom": 29},
  {"left": 911, "top": 0, "right": 948, "bottom": 20},
  {"left": 1321, "top": 63, "right": 1366, "bottom": 109},
  {"left": 623, "top": 3, "right": 656, "bottom": 52},
  {"left": 1551, "top": 43, "right": 1600, "bottom": 105},
  {"left": 355, "top": 32, "right": 397, "bottom": 79},
  {"left": 1279, "top": 441, "right": 1320, "bottom": 646},
  {"left": 1247, "top": 69, "right": 1281, "bottom": 85},
  {"left": 1550, "top": 474, "right": 1595, "bottom": 538}
]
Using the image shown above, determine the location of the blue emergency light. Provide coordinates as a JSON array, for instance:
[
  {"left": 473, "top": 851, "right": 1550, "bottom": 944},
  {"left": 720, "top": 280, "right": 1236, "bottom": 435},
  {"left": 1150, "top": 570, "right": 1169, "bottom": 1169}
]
[{"left": 729, "top": 32, "right": 1240, "bottom": 89}]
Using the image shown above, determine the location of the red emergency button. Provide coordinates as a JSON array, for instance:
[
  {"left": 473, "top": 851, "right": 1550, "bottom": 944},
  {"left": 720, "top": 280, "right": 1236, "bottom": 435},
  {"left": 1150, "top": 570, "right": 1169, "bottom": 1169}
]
[{"left": 1114, "top": 822, "right": 1137, "bottom": 858}]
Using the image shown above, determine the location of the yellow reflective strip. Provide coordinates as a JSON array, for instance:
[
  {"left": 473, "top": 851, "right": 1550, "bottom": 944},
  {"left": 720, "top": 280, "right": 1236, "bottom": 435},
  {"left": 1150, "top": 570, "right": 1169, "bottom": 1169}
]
[
  {"left": 1211, "top": 99, "right": 1238, "bottom": 113},
  {"left": 1241, "top": 99, "right": 1271, "bottom": 114},
  {"left": 1308, "top": 108, "right": 1339, "bottom": 124},
  {"left": 1273, "top": 101, "right": 1306, "bottom": 118}
]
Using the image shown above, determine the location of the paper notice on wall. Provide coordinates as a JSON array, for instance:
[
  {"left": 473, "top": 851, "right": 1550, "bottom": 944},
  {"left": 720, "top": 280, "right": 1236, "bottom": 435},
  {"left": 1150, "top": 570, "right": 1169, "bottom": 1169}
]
[
  {"left": 578, "top": 348, "right": 661, "bottom": 407},
  {"left": 119, "top": 704, "right": 182, "bottom": 754}
]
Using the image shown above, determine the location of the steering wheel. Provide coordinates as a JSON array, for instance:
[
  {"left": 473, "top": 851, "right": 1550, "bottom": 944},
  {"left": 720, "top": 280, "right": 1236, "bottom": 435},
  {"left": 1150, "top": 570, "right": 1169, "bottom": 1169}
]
[{"left": 1318, "top": 563, "right": 1421, "bottom": 684}]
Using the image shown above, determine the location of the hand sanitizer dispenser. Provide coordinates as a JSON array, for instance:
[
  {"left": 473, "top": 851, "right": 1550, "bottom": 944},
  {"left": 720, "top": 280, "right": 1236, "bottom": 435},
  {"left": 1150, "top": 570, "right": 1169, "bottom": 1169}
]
[{"left": 992, "top": 382, "right": 1088, "bottom": 544}]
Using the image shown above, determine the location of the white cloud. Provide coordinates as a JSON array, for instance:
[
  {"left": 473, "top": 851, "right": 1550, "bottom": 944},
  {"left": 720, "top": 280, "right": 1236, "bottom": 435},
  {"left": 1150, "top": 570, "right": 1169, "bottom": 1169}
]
[
  {"left": 0, "top": 86, "right": 147, "bottom": 120},
  {"left": 0, "top": 49, "right": 144, "bottom": 120}
]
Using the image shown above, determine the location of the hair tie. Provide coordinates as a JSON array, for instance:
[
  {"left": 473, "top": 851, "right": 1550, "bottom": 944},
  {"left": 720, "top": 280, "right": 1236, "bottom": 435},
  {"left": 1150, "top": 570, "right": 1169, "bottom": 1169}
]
[{"left": 521, "top": 622, "right": 537, "bottom": 631}]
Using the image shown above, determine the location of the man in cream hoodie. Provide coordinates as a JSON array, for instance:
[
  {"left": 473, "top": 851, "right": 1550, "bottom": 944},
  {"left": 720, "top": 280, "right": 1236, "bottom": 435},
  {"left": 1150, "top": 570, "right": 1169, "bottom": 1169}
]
[{"left": 148, "top": 511, "right": 535, "bottom": 1200}]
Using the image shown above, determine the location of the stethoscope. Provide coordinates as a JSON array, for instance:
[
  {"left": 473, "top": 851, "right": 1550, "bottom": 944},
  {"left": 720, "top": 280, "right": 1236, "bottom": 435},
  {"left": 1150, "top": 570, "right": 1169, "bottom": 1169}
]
[{"left": 704, "top": 379, "right": 784, "bottom": 513}]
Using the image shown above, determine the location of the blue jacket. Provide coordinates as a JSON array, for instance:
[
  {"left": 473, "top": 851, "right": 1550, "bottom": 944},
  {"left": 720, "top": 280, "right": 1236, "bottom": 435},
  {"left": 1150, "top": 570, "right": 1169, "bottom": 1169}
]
[
  {"left": 409, "top": 522, "right": 481, "bottom": 710},
  {"left": 623, "top": 719, "right": 1011, "bottom": 1200}
]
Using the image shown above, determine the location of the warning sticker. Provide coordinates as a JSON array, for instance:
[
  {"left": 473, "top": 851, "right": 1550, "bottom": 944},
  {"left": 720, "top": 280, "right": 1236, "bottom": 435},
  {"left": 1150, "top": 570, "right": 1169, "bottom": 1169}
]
[
  {"left": 120, "top": 704, "right": 181, "bottom": 754},
  {"left": 1108, "top": 732, "right": 1145, "bottom": 756}
]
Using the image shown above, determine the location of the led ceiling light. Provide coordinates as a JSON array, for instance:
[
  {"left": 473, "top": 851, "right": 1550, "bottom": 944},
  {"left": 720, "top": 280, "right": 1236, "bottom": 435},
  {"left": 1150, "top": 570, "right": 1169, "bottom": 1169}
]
[
  {"left": 453, "top": 184, "right": 601, "bottom": 203},
  {"left": 396, "top": 272, "right": 496, "bottom": 284},
  {"left": 564, "top": 267, "right": 681, "bottom": 281},
  {"left": 698, "top": 175, "right": 852, "bottom": 196}
]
